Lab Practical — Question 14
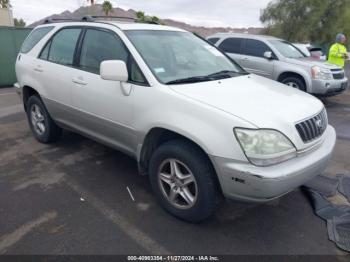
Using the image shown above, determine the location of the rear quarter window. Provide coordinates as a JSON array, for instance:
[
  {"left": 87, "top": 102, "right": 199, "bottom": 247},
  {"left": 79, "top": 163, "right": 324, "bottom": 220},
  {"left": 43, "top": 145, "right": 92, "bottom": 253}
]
[{"left": 20, "top": 26, "right": 54, "bottom": 54}]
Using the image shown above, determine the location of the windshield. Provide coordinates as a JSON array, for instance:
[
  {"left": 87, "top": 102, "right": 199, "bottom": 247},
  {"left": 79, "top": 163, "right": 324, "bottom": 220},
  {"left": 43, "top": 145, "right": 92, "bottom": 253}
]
[
  {"left": 125, "top": 30, "right": 246, "bottom": 84},
  {"left": 269, "top": 40, "right": 306, "bottom": 59}
]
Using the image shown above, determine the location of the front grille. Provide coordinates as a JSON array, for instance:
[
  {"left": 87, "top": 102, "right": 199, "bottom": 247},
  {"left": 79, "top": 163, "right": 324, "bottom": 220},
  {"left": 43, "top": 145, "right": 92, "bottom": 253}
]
[
  {"left": 296, "top": 109, "right": 328, "bottom": 143},
  {"left": 331, "top": 69, "right": 345, "bottom": 80},
  {"left": 333, "top": 72, "right": 345, "bottom": 80}
]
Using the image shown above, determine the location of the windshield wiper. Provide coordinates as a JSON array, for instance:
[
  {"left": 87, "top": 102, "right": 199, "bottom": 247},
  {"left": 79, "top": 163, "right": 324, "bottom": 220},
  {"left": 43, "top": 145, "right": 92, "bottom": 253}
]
[
  {"left": 165, "top": 76, "right": 213, "bottom": 85},
  {"left": 165, "top": 71, "right": 249, "bottom": 85},
  {"left": 207, "top": 70, "right": 249, "bottom": 79}
]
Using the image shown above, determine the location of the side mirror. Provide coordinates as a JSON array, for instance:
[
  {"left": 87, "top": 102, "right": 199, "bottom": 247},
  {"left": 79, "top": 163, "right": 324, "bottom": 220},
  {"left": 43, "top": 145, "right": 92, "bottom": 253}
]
[
  {"left": 264, "top": 51, "right": 273, "bottom": 60},
  {"left": 100, "top": 60, "right": 128, "bottom": 82}
]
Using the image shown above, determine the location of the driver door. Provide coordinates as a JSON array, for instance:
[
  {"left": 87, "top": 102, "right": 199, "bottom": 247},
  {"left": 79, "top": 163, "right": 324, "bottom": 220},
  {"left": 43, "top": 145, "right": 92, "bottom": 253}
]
[{"left": 71, "top": 28, "right": 145, "bottom": 155}]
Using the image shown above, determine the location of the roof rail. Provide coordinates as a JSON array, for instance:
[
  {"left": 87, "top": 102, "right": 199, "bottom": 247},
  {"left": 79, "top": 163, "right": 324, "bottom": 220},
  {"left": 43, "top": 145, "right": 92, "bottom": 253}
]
[
  {"left": 82, "top": 15, "right": 136, "bottom": 22},
  {"left": 43, "top": 16, "right": 161, "bottom": 25},
  {"left": 44, "top": 18, "right": 81, "bottom": 24}
]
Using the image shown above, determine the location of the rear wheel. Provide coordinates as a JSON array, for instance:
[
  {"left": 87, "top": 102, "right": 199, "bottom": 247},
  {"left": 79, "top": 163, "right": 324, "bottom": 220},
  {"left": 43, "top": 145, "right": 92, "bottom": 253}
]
[
  {"left": 149, "top": 140, "right": 221, "bottom": 223},
  {"left": 281, "top": 76, "right": 306, "bottom": 91},
  {"left": 26, "top": 95, "right": 62, "bottom": 143}
]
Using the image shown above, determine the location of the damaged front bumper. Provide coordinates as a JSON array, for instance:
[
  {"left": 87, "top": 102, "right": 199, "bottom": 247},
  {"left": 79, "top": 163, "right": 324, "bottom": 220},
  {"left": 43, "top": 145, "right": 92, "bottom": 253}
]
[{"left": 211, "top": 125, "right": 337, "bottom": 202}]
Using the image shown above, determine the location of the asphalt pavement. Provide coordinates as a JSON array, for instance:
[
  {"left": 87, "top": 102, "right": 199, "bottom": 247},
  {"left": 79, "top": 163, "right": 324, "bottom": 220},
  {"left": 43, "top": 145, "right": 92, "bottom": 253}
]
[{"left": 0, "top": 69, "right": 349, "bottom": 256}]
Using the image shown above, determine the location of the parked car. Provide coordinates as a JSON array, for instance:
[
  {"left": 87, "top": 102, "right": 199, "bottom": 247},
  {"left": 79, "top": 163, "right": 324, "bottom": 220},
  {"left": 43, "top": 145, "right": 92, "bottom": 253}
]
[
  {"left": 208, "top": 33, "right": 348, "bottom": 96},
  {"left": 16, "top": 20, "right": 336, "bottom": 222},
  {"left": 293, "top": 43, "right": 327, "bottom": 61}
]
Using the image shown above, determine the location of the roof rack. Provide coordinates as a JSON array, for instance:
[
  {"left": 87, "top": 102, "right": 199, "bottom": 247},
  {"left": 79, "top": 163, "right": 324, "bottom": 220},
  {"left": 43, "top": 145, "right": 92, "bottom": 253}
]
[
  {"left": 44, "top": 18, "right": 81, "bottom": 24},
  {"left": 43, "top": 15, "right": 161, "bottom": 25},
  {"left": 82, "top": 15, "right": 136, "bottom": 22}
]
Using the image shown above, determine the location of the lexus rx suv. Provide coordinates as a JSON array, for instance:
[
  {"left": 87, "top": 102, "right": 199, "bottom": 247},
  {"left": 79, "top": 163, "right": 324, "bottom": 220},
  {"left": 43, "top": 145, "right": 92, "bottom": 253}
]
[{"left": 15, "top": 19, "right": 336, "bottom": 222}]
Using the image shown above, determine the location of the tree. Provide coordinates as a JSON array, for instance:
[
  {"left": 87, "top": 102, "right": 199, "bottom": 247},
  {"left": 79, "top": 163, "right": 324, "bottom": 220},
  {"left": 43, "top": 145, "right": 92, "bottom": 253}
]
[
  {"left": 14, "top": 18, "right": 26, "bottom": 27},
  {"left": 0, "top": 0, "right": 11, "bottom": 8},
  {"left": 136, "top": 10, "right": 161, "bottom": 24},
  {"left": 102, "top": 1, "right": 113, "bottom": 16},
  {"left": 260, "top": 0, "right": 350, "bottom": 46}
]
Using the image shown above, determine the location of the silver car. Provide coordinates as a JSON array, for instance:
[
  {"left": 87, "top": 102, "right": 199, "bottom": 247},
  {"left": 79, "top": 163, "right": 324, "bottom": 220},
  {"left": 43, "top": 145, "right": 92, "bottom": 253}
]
[{"left": 208, "top": 33, "right": 348, "bottom": 96}]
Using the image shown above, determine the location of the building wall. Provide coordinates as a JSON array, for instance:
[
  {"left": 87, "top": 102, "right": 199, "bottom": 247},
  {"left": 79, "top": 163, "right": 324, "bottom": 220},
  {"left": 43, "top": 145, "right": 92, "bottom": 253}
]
[{"left": 0, "top": 8, "right": 14, "bottom": 26}]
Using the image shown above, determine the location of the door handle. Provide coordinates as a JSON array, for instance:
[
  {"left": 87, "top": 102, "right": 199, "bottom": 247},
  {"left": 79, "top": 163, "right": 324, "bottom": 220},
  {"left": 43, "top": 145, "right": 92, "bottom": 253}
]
[
  {"left": 34, "top": 65, "right": 43, "bottom": 72},
  {"left": 72, "top": 77, "right": 87, "bottom": 86}
]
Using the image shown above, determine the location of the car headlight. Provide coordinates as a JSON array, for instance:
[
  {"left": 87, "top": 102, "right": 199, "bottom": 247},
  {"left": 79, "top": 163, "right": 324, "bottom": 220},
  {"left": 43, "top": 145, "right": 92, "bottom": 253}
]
[
  {"left": 234, "top": 128, "right": 297, "bottom": 166},
  {"left": 311, "top": 66, "right": 332, "bottom": 80}
]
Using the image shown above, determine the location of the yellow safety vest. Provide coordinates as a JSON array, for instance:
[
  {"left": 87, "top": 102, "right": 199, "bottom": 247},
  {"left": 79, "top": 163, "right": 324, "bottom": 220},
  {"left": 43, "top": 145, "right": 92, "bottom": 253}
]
[{"left": 328, "top": 43, "right": 347, "bottom": 68}]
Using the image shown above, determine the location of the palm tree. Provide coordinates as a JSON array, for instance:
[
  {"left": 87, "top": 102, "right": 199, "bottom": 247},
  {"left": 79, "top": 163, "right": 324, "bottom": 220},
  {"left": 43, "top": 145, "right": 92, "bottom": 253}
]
[
  {"left": 102, "top": 1, "right": 113, "bottom": 16},
  {"left": 0, "top": 0, "right": 11, "bottom": 8}
]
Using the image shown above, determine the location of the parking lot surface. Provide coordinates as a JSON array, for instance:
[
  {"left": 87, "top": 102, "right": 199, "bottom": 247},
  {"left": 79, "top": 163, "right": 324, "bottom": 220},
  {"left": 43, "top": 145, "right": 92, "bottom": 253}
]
[{"left": 0, "top": 70, "right": 350, "bottom": 255}]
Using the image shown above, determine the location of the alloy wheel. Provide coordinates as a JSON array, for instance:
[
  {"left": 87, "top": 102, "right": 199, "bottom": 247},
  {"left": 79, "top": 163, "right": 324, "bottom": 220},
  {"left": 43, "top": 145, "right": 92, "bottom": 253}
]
[
  {"left": 30, "top": 104, "right": 46, "bottom": 135},
  {"left": 158, "top": 159, "right": 198, "bottom": 210}
]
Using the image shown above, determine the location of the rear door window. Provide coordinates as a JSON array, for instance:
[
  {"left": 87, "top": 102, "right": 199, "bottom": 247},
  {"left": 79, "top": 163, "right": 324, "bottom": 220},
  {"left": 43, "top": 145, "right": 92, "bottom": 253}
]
[
  {"left": 20, "top": 26, "right": 54, "bottom": 53},
  {"left": 218, "top": 38, "right": 243, "bottom": 54},
  {"left": 47, "top": 28, "right": 81, "bottom": 66}
]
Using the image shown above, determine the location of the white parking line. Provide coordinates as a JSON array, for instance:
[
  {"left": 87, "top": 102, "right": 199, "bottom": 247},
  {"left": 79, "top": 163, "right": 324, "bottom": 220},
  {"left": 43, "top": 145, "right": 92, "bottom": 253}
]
[
  {"left": 127, "top": 186, "right": 135, "bottom": 202},
  {"left": 0, "top": 92, "right": 16, "bottom": 96},
  {"left": 0, "top": 211, "right": 57, "bottom": 254},
  {"left": 66, "top": 178, "right": 170, "bottom": 255}
]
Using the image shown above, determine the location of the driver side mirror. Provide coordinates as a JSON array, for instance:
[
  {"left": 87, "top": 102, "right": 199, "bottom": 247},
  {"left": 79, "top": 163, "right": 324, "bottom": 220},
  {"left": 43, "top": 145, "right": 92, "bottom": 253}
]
[
  {"left": 263, "top": 51, "right": 274, "bottom": 60},
  {"left": 100, "top": 60, "right": 128, "bottom": 82}
]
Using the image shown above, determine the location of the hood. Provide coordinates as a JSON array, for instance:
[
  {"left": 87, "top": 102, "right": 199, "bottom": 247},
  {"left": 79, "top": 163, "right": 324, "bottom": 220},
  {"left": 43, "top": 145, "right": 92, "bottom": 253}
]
[
  {"left": 169, "top": 74, "right": 324, "bottom": 148},
  {"left": 286, "top": 57, "right": 341, "bottom": 70}
]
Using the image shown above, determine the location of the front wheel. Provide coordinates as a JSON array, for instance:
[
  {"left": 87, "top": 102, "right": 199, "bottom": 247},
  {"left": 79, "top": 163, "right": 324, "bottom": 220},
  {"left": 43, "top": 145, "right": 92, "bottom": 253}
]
[
  {"left": 149, "top": 140, "right": 221, "bottom": 223},
  {"left": 281, "top": 76, "right": 306, "bottom": 91}
]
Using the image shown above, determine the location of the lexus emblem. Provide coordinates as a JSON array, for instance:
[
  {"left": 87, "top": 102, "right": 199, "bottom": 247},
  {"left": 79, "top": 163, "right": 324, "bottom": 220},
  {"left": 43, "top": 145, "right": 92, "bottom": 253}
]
[{"left": 316, "top": 119, "right": 324, "bottom": 130}]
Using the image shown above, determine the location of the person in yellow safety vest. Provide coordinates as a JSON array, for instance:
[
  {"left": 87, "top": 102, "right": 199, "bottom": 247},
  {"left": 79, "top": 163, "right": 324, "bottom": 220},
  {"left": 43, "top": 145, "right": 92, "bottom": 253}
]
[{"left": 328, "top": 33, "right": 348, "bottom": 68}]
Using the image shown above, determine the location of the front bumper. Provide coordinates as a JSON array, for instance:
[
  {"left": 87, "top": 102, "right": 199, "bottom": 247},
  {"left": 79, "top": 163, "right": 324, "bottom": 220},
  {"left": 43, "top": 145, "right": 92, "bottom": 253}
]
[
  {"left": 311, "top": 78, "right": 348, "bottom": 95},
  {"left": 211, "top": 126, "right": 336, "bottom": 202}
]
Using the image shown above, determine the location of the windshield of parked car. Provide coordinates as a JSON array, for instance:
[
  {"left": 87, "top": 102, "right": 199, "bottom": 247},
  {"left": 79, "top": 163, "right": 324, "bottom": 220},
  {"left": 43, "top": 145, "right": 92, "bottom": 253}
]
[
  {"left": 125, "top": 30, "right": 247, "bottom": 85},
  {"left": 269, "top": 40, "right": 306, "bottom": 59}
]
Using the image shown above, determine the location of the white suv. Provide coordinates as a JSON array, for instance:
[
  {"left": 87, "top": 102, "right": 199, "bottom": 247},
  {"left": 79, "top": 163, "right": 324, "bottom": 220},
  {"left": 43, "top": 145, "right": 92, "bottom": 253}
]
[{"left": 15, "top": 19, "right": 336, "bottom": 222}]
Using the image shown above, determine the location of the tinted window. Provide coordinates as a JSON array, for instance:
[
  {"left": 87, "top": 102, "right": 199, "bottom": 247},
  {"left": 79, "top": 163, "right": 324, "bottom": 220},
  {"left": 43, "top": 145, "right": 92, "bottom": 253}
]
[
  {"left": 20, "top": 26, "right": 54, "bottom": 53},
  {"left": 218, "top": 38, "right": 243, "bottom": 54},
  {"left": 48, "top": 28, "right": 81, "bottom": 66},
  {"left": 79, "top": 29, "right": 128, "bottom": 74},
  {"left": 39, "top": 41, "right": 50, "bottom": 60},
  {"left": 243, "top": 39, "right": 272, "bottom": 58},
  {"left": 207, "top": 38, "right": 220, "bottom": 45}
]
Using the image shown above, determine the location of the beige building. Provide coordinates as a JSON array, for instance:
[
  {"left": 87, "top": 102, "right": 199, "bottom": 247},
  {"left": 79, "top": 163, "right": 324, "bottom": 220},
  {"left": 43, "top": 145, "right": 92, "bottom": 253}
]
[{"left": 0, "top": 7, "right": 14, "bottom": 26}]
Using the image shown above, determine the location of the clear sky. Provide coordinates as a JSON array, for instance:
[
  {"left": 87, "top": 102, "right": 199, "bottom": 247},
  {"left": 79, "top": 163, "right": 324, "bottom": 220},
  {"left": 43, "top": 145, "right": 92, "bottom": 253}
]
[{"left": 10, "top": 0, "right": 271, "bottom": 27}]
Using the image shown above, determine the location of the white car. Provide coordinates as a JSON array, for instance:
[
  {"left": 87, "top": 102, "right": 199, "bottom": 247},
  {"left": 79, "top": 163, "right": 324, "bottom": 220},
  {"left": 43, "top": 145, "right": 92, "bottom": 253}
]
[{"left": 15, "top": 18, "right": 336, "bottom": 222}]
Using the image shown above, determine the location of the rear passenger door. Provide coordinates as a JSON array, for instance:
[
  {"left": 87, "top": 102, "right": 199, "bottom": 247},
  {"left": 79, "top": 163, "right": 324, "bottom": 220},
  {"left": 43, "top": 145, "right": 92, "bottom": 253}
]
[
  {"left": 38, "top": 27, "right": 82, "bottom": 122},
  {"left": 71, "top": 28, "right": 147, "bottom": 155},
  {"left": 218, "top": 37, "right": 244, "bottom": 66},
  {"left": 241, "top": 39, "right": 275, "bottom": 78}
]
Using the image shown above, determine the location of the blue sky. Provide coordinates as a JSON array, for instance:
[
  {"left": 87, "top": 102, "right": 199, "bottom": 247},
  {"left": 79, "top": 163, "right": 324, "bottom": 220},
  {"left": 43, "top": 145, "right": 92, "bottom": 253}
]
[{"left": 11, "top": 0, "right": 271, "bottom": 27}]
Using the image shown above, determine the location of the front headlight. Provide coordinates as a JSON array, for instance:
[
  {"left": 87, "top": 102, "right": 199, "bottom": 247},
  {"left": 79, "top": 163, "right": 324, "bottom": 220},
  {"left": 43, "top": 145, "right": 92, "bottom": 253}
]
[
  {"left": 234, "top": 128, "right": 297, "bottom": 166},
  {"left": 311, "top": 66, "right": 332, "bottom": 80}
]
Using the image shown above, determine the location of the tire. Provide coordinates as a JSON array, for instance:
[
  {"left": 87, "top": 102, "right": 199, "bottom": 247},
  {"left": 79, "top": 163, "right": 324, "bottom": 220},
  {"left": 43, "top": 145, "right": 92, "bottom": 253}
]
[
  {"left": 281, "top": 76, "right": 306, "bottom": 91},
  {"left": 149, "top": 139, "right": 221, "bottom": 223},
  {"left": 26, "top": 95, "right": 62, "bottom": 143}
]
